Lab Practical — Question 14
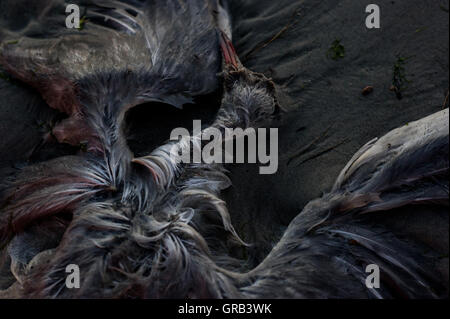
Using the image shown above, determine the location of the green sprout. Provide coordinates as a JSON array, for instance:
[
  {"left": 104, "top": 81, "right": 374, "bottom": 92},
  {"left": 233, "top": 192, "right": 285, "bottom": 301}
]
[
  {"left": 391, "top": 56, "right": 412, "bottom": 100},
  {"left": 0, "top": 71, "right": 12, "bottom": 83},
  {"left": 79, "top": 141, "right": 89, "bottom": 152},
  {"left": 327, "top": 39, "right": 345, "bottom": 60},
  {"left": 5, "top": 39, "right": 19, "bottom": 45},
  {"left": 415, "top": 27, "right": 427, "bottom": 33},
  {"left": 78, "top": 16, "right": 88, "bottom": 30}
]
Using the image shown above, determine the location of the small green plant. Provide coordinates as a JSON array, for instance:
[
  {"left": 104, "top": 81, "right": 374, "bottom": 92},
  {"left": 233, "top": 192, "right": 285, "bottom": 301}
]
[
  {"left": 391, "top": 56, "right": 412, "bottom": 100},
  {"left": 78, "top": 16, "right": 88, "bottom": 30},
  {"left": 5, "top": 39, "right": 19, "bottom": 45},
  {"left": 327, "top": 39, "right": 345, "bottom": 60},
  {"left": 415, "top": 27, "right": 427, "bottom": 33},
  {"left": 79, "top": 141, "right": 89, "bottom": 152},
  {"left": 0, "top": 71, "right": 11, "bottom": 82}
]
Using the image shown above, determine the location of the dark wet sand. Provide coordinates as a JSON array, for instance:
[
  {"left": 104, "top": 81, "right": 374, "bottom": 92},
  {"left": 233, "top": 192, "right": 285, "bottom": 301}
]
[
  {"left": 0, "top": 0, "right": 448, "bottom": 277},
  {"left": 224, "top": 0, "right": 449, "bottom": 266}
]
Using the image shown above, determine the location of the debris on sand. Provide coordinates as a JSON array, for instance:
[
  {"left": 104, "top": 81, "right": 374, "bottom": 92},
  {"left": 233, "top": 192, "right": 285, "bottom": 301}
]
[
  {"left": 5, "top": 39, "right": 19, "bottom": 45},
  {"left": 78, "top": 16, "right": 88, "bottom": 30},
  {"left": 327, "top": 39, "right": 345, "bottom": 60},
  {"left": 362, "top": 86, "right": 374, "bottom": 96},
  {"left": 244, "top": 7, "right": 302, "bottom": 61},
  {"left": 0, "top": 71, "right": 11, "bottom": 82},
  {"left": 391, "top": 56, "right": 411, "bottom": 100},
  {"left": 443, "top": 89, "right": 449, "bottom": 109}
]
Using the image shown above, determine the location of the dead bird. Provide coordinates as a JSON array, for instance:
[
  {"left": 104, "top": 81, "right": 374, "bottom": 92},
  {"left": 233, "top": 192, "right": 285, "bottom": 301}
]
[
  {"left": 0, "top": 0, "right": 238, "bottom": 297},
  {"left": 0, "top": 1, "right": 448, "bottom": 299},
  {"left": 0, "top": 27, "right": 279, "bottom": 298}
]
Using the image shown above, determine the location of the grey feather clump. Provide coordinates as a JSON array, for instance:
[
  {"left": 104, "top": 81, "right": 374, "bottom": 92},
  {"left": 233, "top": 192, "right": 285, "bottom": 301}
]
[
  {"left": 0, "top": 0, "right": 448, "bottom": 299},
  {"left": 242, "top": 109, "right": 448, "bottom": 299},
  {"left": 0, "top": 62, "right": 278, "bottom": 299},
  {"left": 0, "top": 0, "right": 259, "bottom": 298}
]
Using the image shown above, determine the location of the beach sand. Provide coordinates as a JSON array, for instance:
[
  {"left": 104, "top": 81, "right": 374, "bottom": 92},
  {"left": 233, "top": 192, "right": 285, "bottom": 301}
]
[{"left": 224, "top": 0, "right": 449, "bottom": 266}]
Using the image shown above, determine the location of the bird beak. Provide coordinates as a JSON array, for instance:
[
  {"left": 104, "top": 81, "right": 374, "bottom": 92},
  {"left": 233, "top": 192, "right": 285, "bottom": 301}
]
[{"left": 219, "top": 31, "right": 242, "bottom": 70}]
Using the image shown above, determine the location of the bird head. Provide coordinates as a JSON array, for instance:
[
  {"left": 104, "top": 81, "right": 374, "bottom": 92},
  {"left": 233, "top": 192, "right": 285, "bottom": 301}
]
[{"left": 218, "top": 32, "right": 279, "bottom": 127}]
